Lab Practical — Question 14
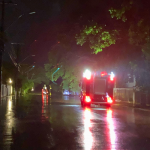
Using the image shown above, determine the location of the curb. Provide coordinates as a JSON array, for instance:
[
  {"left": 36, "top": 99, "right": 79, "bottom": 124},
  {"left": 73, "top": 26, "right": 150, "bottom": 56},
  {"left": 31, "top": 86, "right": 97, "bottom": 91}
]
[{"left": 112, "top": 103, "right": 150, "bottom": 111}]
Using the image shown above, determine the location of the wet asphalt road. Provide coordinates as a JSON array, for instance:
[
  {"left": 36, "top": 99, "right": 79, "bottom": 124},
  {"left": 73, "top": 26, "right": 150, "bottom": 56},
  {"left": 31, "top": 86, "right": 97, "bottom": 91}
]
[{"left": 0, "top": 95, "right": 150, "bottom": 150}]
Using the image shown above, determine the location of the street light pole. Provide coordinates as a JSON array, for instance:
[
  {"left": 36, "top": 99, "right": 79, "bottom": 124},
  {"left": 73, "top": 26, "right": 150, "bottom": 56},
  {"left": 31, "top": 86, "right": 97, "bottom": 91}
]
[
  {"left": 13, "top": 43, "right": 20, "bottom": 100},
  {"left": 0, "top": 0, "right": 5, "bottom": 99},
  {"left": 19, "top": 55, "right": 35, "bottom": 65},
  {"left": 5, "top": 12, "right": 36, "bottom": 32},
  {"left": 52, "top": 68, "right": 60, "bottom": 84}
]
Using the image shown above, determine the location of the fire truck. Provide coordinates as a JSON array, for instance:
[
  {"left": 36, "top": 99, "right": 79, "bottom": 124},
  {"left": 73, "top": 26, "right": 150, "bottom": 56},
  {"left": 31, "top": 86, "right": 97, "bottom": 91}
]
[{"left": 80, "top": 69, "right": 115, "bottom": 107}]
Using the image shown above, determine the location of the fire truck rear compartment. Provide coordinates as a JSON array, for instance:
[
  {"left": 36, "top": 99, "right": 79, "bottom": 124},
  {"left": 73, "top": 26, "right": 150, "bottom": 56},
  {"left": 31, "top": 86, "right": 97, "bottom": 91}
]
[
  {"left": 94, "top": 78, "right": 106, "bottom": 95},
  {"left": 92, "top": 95, "right": 107, "bottom": 103}
]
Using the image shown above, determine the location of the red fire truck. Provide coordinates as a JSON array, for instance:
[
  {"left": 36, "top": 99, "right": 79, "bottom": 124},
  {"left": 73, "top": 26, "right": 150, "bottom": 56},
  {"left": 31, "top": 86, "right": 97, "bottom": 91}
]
[{"left": 80, "top": 69, "right": 115, "bottom": 107}]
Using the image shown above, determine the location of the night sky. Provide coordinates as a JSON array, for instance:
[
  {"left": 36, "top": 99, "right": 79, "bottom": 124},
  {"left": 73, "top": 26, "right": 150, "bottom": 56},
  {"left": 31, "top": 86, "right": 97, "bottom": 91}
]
[{"left": 1, "top": 0, "right": 122, "bottom": 65}]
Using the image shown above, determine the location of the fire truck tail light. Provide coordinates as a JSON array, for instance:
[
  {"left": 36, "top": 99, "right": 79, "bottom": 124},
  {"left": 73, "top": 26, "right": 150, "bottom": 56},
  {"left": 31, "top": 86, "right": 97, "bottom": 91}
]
[
  {"left": 107, "top": 97, "right": 113, "bottom": 103},
  {"left": 101, "top": 71, "right": 107, "bottom": 77},
  {"left": 85, "top": 96, "right": 91, "bottom": 102},
  {"left": 110, "top": 76, "right": 114, "bottom": 81},
  {"left": 110, "top": 78, "right": 114, "bottom": 81}
]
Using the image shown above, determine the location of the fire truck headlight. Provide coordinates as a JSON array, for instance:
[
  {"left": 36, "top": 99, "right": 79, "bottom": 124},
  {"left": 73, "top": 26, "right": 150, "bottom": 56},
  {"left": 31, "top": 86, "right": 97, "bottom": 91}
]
[
  {"left": 83, "top": 69, "right": 91, "bottom": 80},
  {"left": 110, "top": 72, "right": 115, "bottom": 81}
]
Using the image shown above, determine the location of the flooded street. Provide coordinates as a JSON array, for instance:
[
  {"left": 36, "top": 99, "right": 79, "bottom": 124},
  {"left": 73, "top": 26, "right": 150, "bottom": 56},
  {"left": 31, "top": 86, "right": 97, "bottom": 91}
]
[{"left": 0, "top": 95, "right": 150, "bottom": 150}]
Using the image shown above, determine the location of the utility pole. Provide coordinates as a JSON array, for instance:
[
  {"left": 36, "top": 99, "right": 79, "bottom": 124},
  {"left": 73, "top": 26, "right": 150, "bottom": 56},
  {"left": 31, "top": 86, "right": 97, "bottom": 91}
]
[
  {"left": 0, "top": 0, "right": 5, "bottom": 100},
  {"left": 11, "top": 43, "right": 21, "bottom": 100},
  {"left": 0, "top": 0, "right": 17, "bottom": 99},
  {"left": 16, "top": 45, "right": 19, "bottom": 99}
]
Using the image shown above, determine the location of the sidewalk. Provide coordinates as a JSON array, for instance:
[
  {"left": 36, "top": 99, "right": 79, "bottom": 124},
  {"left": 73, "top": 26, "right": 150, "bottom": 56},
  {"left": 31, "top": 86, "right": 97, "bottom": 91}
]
[
  {"left": 113, "top": 100, "right": 150, "bottom": 111},
  {"left": 1, "top": 94, "right": 14, "bottom": 98}
]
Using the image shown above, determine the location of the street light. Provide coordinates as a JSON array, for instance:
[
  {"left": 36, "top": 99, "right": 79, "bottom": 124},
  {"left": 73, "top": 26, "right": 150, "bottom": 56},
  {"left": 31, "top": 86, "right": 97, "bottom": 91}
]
[
  {"left": 24, "top": 65, "right": 35, "bottom": 73},
  {"left": 52, "top": 68, "right": 60, "bottom": 84},
  {"left": 6, "top": 78, "right": 13, "bottom": 96},
  {"left": 31, "top": 87, "right": 34, "bottom": 91},
  {"left": 9, "top": 78, "right": 12, "bottom": 84},
  {"left": 5, "top": 12, "right": 36, "bottom": 32}
]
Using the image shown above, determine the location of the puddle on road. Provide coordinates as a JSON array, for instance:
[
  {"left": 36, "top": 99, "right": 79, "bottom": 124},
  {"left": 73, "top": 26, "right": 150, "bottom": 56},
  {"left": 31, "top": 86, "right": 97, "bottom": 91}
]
[
  {"left": 0, "top": 95, "right": 54, "bottom": 150},
  {"left": 0, "top": 95, "right": 81, "bottom": 150}
]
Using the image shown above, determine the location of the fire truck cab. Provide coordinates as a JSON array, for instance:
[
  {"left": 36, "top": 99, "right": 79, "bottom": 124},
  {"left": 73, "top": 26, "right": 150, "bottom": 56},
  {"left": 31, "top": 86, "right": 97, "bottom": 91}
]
[{"left": 80, "top": 69, "right": 115, "bottom": 107}]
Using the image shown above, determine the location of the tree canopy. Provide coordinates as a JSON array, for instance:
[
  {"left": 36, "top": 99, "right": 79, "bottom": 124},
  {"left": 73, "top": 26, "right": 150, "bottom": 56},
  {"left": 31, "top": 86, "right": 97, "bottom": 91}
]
[
  {"left": 45, "top": 42, "right": 97, "bottom": 92},
  {"left": 108, "top": 0, "right": 150, "bottom": 89},
  {"left": 76, "top": 23, "right": 118, "bottom": 54}
]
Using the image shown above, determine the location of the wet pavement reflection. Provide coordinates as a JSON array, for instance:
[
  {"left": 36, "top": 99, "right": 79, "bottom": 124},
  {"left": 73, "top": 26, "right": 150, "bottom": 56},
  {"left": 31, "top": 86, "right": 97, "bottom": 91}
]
[
  {"left": 83, "top": 108, "right": 93, "bottom": 150},
  {"left": 1, "top": 95, "right": 150, "bottom": 149},
  {"left": 106, "top": 109, "right": 117, "bottom": 150}
]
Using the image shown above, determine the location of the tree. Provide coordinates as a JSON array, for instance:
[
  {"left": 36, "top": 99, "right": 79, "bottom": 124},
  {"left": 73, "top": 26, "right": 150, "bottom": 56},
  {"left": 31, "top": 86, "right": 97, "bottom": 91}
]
[
  {"left": 20, "top": 66, "right": 50, "bottom": 94},
  {"left": 109, "top": 0, "right": 150, "bottom": 46},
  {"left": 21, "top": 78, "right": 34, "bottom": 94},
  {"left": 31, "top": 67, "right": 49, "bottom": 85},
  {"left": 76, "top": 23, "right": 118, "bottom": 54},
  {"left": 43, "top": 0, "right": 150, "bottom": 90},
  {"left": 108, "top": 0, "right": 150, "bottom": 89},
  {"left": 73, "top": 0, "right": 150, "bottom": 89},
  {"left": 45, "top": 43, "right": 97, "bottom": 92}
]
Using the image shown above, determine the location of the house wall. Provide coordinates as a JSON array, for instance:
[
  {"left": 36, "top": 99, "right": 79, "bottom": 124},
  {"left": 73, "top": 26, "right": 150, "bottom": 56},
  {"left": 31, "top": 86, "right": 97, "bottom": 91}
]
[{"left": 1, "top": 84, "right": 13, "bottom": 97}]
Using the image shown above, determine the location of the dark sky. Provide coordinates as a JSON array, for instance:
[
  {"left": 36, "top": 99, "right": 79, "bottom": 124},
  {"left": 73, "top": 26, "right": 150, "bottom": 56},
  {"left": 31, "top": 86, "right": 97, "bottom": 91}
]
[
  {"left": 2, "top": 0, "right": 120, "bottom": 65},
  {"left": 2, "top": 0, "right": 78, "bottom": 64},
  {"left": 2, "top": 0, "right": 61, "bottom": 65}
]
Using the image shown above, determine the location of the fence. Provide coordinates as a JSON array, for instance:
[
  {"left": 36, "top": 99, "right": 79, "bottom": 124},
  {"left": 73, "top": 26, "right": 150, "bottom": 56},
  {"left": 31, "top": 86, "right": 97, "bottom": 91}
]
[
  {"left": 113, "top": 88, "right": 150, "bottom": 106},
  {"left": 113, "top": 88, "right": 133, "bottom": 102},
  {"left": 1, "top": 84, "right": 13, "bottom": 97}
]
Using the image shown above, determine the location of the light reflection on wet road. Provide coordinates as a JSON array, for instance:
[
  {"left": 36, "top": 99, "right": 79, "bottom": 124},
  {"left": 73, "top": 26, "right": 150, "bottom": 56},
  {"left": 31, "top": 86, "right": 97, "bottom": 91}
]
[
  {"left": 106, "top": 109, "right": 116, "bottom": 150},
  {"left": 83, "top": 108, "right": 93, "bottom": 150},
  {"left": 1, "top": 95, "right": 150, "bottom": 149}
]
